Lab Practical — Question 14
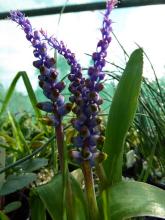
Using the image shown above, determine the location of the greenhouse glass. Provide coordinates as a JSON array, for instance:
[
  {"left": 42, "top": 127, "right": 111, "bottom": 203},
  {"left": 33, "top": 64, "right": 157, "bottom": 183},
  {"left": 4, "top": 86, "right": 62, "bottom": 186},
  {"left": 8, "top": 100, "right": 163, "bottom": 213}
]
[
  {"left": 0, "top": 1, "right": 165, "bottom": 220},
  {"left": 0, "top": 0, "right": 105, "bottom": 12},
  {"left": 1, "top": 4, "right": 165, "bottom": 92}
]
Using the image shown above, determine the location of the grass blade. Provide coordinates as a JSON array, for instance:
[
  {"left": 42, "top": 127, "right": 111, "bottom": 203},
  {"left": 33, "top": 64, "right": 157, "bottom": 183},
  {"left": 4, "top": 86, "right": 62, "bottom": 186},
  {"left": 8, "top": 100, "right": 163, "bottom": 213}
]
[{"left": 0, "top": 71, "right": 47, "bottom": 132}]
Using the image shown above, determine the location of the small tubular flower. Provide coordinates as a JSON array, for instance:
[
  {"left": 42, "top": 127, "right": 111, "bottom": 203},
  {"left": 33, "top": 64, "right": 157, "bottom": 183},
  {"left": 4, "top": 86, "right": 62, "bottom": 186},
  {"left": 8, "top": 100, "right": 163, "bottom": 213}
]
[
  {"left": 9, "top": 11, "right": 71, "bottom": 126},
  {"left": 41, "top": 31, "right": 86, "bottom": 108}
]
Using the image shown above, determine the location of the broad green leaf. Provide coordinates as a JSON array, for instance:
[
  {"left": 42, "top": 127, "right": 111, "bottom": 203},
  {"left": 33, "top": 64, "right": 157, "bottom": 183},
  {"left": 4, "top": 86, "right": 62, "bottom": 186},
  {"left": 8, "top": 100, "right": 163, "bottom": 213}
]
[
  {"left": 0, "top": 173, "right": 37, "bottom": 196},
  {"left": 101, "top": 181, "right": 165, "bottom": 220},
  {"left": 35, "top": 173, "right": 87, "bottom": 220},
  {"left": 103, "top": 48, "right": 143, "bottom": 185},
  {"left": 3, "top": 201, "right": 21, "bottom": 214},
  {"left": 30, "top": 191, "right": 46, "bottom": 220},
  {"left": 0, "top": 211, "right": 9, "bottom": 220},
  {"left": 16, "top": 158, "right": 48, "bottom": 172}
]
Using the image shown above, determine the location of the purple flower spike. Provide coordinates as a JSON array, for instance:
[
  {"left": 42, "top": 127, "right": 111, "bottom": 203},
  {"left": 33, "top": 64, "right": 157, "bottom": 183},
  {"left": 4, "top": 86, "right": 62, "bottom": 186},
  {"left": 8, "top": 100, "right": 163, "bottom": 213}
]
[
  {"left": 9, "top": 11, "right": 72, "bottom": 126},
  {"left": 41, "top": 30, "right": 86, "bottom": 107},
  {"left": 67, "top": 0, "right": 116, "bottom": 166},
  {"left": 9, "top": 0, "right": 117, "bottom": 166},
  {"left": 89, "top": 0, "right": 116, "bottom": 82}
]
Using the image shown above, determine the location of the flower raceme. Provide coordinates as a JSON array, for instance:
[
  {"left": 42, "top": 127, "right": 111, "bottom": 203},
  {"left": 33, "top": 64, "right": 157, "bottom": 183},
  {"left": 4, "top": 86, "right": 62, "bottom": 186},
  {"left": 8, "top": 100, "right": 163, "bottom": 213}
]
[
  {"left": 9, "top": 10, "right": 72, "bottom": 127},
  {"left": 68, "top": 0, "right": 116, "bottom": 166},
  {"left": 9, "top": 0, "right": 117, "bottom": 167}
]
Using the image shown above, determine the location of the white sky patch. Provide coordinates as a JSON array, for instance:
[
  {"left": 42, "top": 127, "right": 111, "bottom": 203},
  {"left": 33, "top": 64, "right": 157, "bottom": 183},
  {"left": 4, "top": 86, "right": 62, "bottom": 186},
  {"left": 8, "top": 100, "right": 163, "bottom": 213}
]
[
  {"left": 0, "top": 0, "right": 105, "bottom": 11},
  {"left": 0, "top": 4, "right": 165, "bottom": 93}
]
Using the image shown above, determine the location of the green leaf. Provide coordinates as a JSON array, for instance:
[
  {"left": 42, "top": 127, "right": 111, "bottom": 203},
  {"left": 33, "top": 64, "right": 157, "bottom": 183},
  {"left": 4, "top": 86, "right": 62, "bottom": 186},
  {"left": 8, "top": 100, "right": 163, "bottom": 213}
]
[
  {"left": 103, "top": 48, "right": 143, "bottom": 185},
  {"left": 16, "top": 158, "right": 48, "bottom": 172},
  {"left": 0, "top": 147, "right": 5, "bottom": 190},
  {"left": 101, "top": 181, "right": 165, "bottom": 220},
  {"left": 8, "top": 112, "right": 24, "bottom": 153},
  {"left": 35, "top": 173, "right": 87, "bottom": 220},
  {"left": 3, "top": 201, "right": 21, "bottom": 214},
  {"left": 8, "top": 112, "right": 30, "bottom": 153},
  {"left": 0, "top": 72, "right": 38, "bottom": 117},
  {"left": 0, "top": 173, "right": 37, "bottom": 196},
  {"left": 0, "top": 71, "right": 47, "bottom": 133},
  {"left": 30, "top": 191, "right": 46, "bottom": 220},
  {"left": 0, "top": 211, "right": 9, "bottom": 220},
  {"left": 69, "top": 175, "right": 88, "bottom": 220}
]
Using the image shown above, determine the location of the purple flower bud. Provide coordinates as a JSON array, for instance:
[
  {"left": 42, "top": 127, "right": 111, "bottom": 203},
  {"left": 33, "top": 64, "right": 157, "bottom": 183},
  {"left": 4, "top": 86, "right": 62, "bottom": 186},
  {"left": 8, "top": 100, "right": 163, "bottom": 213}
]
[
  {"left": 69, "top": 150, "right": 82, "bottom": 164},
  {"left": 56, "top": 95, "right": 65, "bottom": 106},
  {"left": 33, "top": 60, "right": 43, "bottom": 68},
  {"left": 72, "top": 135, "right": 83, "bottom": 148},
  {"left": 49, "top": 115, "right": 60, "bottom": 127},
  {"left": 88, "top": 117, "right": 102, "bottom": 127},
  {"left": 79, "top": 126, "right": 90, "bottom": 138},
  {"left": 95, "top": 83, "right": 104, "bottom": 92},
  {"left": 34, "top": 30, "right": 40, "bottom": 40},
  {"left": 50, "top": 71, "right": 58, "bottom": 80},
  {"left": 99, "top": 72, "right": 105, "bottom": 80},
  {"left": 37, "top": 102, "right": 54, "bottom": 113},
  {"left": 53, "top": 81, "right": 65, "bottom": 92},
  {"left": 71, "top": 119, "right": 82, "bottom": 131},
  {"left": 44, "top": 57, "right": 56, "bottom": 68},
  {"left": 58, "top": 103, "right": 72, "bottom": 116}
]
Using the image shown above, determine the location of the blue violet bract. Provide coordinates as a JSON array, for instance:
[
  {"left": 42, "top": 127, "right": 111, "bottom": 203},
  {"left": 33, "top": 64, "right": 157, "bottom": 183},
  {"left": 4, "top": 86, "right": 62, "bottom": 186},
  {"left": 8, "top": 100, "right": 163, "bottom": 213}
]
[{"left": 9, "top": 0, "right": 116, "bottom": 167}]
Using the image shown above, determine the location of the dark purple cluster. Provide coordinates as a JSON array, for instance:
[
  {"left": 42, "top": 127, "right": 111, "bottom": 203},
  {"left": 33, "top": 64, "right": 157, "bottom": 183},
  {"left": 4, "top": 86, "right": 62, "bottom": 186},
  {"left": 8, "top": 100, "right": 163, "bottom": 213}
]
[
  {"left": 9, "top": 11, "right": 72, "bottom": 126},
  {"left": 41, "top": 31, "right": 85, "bottom": 106},
  {"left": 9, "top": 0, "right": 116, "bottom": 166},
  {"left": 70, "top": 0, "right": 115, "bottom": 166},
  {"left": 41, "top": 1, "right": 115, "bottom": 166}
]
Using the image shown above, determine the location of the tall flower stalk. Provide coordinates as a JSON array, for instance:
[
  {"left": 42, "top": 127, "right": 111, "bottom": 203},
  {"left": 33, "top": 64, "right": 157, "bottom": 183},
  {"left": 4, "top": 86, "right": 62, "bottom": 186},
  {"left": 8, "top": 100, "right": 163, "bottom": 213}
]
[{"left": 9, "top": 1, "right": 116, "bottom": 219}]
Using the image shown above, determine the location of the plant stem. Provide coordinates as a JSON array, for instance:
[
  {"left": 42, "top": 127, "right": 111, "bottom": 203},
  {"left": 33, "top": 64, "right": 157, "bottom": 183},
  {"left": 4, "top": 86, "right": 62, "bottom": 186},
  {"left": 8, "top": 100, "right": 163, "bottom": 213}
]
[
  {"left": 82, "top": 161, "right": 99, "bottom": 220},
  {"left": 55, "top": 124, "right": 75, "bottom": 220},
  {"left": 55, "top": 123, "right": 65, "bottom": 172},
  {"left": 95, "top": 163, "right": 108, "bottom": 190}
]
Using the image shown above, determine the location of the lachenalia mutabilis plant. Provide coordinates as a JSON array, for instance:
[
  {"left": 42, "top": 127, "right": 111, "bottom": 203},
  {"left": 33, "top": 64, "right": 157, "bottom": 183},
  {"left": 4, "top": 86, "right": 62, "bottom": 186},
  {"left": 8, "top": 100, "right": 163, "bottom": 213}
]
[{"left": 8, "top": 1, "right": 165, "bottom": 220}]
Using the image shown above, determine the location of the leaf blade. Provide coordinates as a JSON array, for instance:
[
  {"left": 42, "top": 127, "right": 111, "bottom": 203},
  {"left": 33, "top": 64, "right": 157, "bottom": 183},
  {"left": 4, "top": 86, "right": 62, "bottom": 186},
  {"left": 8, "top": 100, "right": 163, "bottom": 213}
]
[
  {"left": 103, "top": 48, "right": 143, "bottom": 185},
  {"left": 0, "top": 173, "right": 37, "bottom": 196},
  {"left": 35, "top": 173, "right": 87, "bottom": 220},
  {"left": 102, "top": 181, "right": 165, "bottom": 220}
]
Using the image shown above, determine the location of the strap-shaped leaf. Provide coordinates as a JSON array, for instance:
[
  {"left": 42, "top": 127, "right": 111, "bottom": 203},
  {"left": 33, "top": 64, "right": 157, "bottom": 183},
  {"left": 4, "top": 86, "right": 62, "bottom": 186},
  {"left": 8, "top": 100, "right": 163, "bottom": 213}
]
[
  {"left": 30, "top": 191, "right": 46, "bottom": 220},
  {"left": 101, "top": 181, "right": 165, "bottom": 220},
  {"left": 103, "top": 48, "right": 143, "bottom": 186},
  {"left": 35, "top": 173, "right": 88, "bottom": 220}
]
